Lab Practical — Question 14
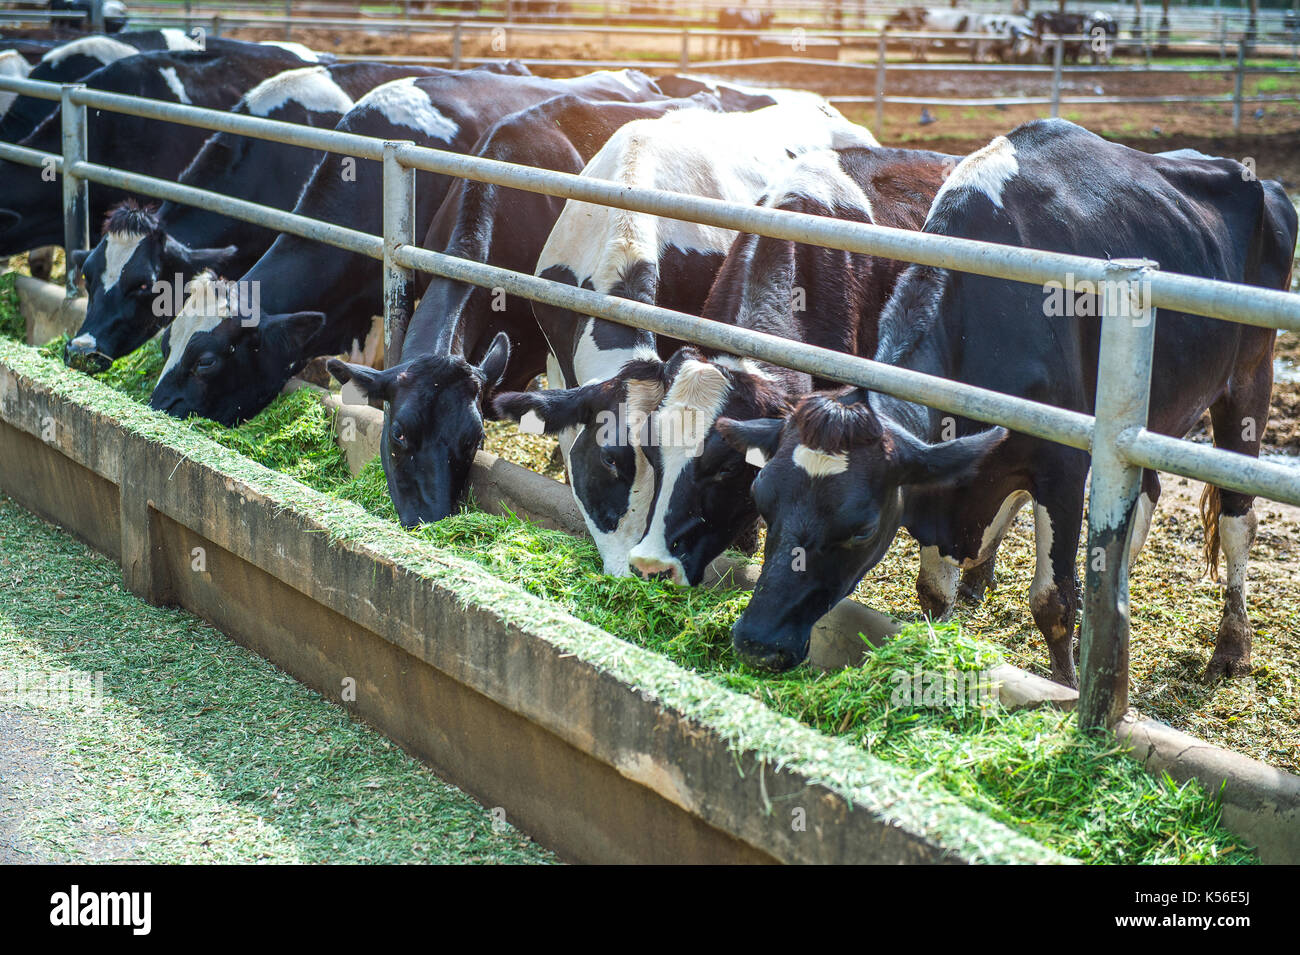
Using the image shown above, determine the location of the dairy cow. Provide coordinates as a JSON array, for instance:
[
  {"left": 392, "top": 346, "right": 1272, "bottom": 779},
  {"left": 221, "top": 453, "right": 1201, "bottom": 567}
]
[
  {"left": 147, "top": 68, "right": 666, "bottom": 426},
  {"left": 327, "top": 91, "right": 724, "bottom": 527},
  {"left": 64, "top": 62, "right": 448, "bottom": 372},
  {"left": 0, "top": 42, "right": 315, "bottom": 257},
  {"left": 492, "top": 102, "right": 878, "bottom": 575},
  {"left": 718, "top": 120, "right": 1298, "bottom": 682}
]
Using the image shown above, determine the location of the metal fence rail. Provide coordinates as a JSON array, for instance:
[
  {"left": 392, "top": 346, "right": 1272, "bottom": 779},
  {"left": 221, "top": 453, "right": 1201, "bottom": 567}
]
[{"left": 0, "top": 73, "right": 1296, "bottom": 733}]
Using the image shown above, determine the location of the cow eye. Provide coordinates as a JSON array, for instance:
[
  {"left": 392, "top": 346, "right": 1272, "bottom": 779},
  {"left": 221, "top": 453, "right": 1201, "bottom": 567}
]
[
  {"left": 194, "top": 353, "right": 220, "bottom": 377},
  {"left": 598, "top": 446, "right": 620, "bottom": 476}
]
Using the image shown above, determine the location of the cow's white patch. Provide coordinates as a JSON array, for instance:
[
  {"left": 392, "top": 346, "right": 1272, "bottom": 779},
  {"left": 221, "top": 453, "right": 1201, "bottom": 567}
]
[
  {"left": 0, "top": 50, "right": 31, "bottom": 116},
  {"left": 102, "top": 231, "right": 146, "bottom": 292},
  {"left": 158, "top": 66, "right": 191, "bottom": 104},
  {"left": 356, "top": 77, "right": 458, "bottom": 140},
  {"left": 260, "top": 40, "right": 321, "bottom": 62},
  {"left": 918, "top": 545, "right": 960, "bottom": 615},
  {"left": 1128, "top": 490, "right": 1156, "bottom": 565},
  {"left": 159, "top": 272, "right": 228, "bottom": 380},
  {"left": 970, "top": 489, "right": 1031, "bottom": 566},
  {"left": 1219, "top": 512, "right": 1254, "bottom": 597},
  {"left": 519, "top": 410, "right": 545, "bottom": 435},
  {"left": 928, "top": 135, "right": 1018, "bottom": 216},
  {"left": 629, "top": 359, "right": 732, "bottom": 583},
  {"left": 40, "top": 36, "right": 137, "bottom": 68},
  {"left": 244, "top": 66, "right": 354, "bottom": 118},
  {"left": 160, "top": 29, "right": 202, "bottom": 51},
  {"left": 792, "top": 443, "right": 849, "bottom": 477},
  {"left": 767, "top": 148, "right": 874, "bottom": 220},
  {"left": 745, "top": 446, "right": 768, "bottom": 469},
  {"left": 1028, "top": 502, "right": 1056, "bottom": 616}
]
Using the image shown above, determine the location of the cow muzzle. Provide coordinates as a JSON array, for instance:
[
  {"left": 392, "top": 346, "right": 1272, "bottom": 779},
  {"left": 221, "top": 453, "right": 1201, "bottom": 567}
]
[{"left": 64, "top": 335, "right": 113, "bottom": 375}]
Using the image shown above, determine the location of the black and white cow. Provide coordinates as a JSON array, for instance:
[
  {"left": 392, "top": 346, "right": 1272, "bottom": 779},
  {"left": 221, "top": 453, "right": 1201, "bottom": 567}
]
[
  {"left": 1031, "top": 11, "right": 1117, "bottom": 64},
  {"left": 716, "top": 8, "right": 775, "bottom": 59},
  {"left": 49, "top": 0, "right": 131, "bottom": 32},
  {"left": 64, "top": 62, "right": 445, "bottom": 372},
  {"left": 0, "top": 30, "right": 201, "bottom": 146},
  {"left": 0, "top": 41, "right": 315, "bottom": 257},
  {"left": 887, "top": 8, "right": 1033, "bottom": 62},
  {"left": 718, "top": 120, "right": 1298, "bottom": 682},
  {"left": 327, "top": 90, "right": 724, "bottom": 528},
  {"left": 492, "top": 102, "right": 878, "bottom": 575},
  {"left": 515, "top": 146, "right": 957, "bottom": 588},
  {"left": 147, "top": 68, "right": 666, "bottom": 426},
  {"left": 648, "top": 74, "right": 778, "bottom": 112}
]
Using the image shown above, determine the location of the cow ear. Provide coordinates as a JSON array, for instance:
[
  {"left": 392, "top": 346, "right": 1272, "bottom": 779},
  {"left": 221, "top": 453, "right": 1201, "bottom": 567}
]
[
  {"left": 715, "top": 417, "right": 783, "bottom": 469},
  {"left": 493, "top": 384, "right": 602, "bottom": 435},
  {"left": 893, "top": 426, "right": 1006, "bottom": 489},
  {"left": 70, "top": 248, "right": 91, "bottom": 276},
  {"left": 476, "top": 332, "right": 511, "bottom": 389},
  {"left": 260, "top": 311, "right": 325, "bottom": 356},
  {"left": 162, "top": 235, "right": 236, "bottom": 276},
  {"left": 327, "top": 358, "right": 392, "bottom": 401}
]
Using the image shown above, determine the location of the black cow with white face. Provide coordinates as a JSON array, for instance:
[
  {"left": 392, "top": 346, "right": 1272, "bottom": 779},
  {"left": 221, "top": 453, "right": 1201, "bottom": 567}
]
[
  {"left": 720, "top": 120, "right": 1298, "bottom": 682},
  {"left": 327, "top": 91, "right": 719, "bottom": 528},
  {"left": 148, "top": 68, "right": 665, "bottom": 426},
  {"left": 492, "top": 102, "right": 878, "bottom": 575},
  {"left": 0, "top": 41, "right": 314, "bottom": 257},
  {"left": 0, "top": 30, "right": 202, "bottom": 145},
  {"left": 65, "top": 62, "right": 445, "bottom": 373}
]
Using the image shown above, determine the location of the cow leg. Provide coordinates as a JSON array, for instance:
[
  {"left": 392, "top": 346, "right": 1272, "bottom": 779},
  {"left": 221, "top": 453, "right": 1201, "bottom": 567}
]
[
  {"left": 958, "top": 489, "right": 1031, "bottom": 604},
  {"left": 1203, "top": 364, "right": 1269, "bottom": 680},
  {"left": 1029, "top": 486, "right": 1084, "bottom": 688}
]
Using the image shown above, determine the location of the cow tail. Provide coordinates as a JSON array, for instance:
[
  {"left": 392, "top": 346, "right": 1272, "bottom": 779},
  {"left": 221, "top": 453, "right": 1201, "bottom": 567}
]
[{"left": 1200, "top": 483, "right": 1222, "bottom": 581}]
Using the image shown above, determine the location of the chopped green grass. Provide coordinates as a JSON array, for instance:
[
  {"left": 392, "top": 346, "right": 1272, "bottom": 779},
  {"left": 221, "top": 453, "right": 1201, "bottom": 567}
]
[
  {"left": 15, "top": 336, "right": 1258, "bottom": 864},
  {"left": 0, "top": 272, "right": 23, "bottom": 342}
]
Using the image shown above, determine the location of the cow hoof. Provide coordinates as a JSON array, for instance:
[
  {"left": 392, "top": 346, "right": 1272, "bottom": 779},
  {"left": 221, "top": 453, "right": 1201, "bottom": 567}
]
[
  {"left": 1205, "top": 613, "right": 1253, "bottom": 682},
  {"left": 957, "top": 565, "right": 995, "bottom": 604}
]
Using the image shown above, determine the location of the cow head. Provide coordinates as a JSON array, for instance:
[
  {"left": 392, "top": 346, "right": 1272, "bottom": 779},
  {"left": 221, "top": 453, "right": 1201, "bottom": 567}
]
[
  {"left": 147, "top": 273, "right": 324, "bottom": 425},
  {"left": 66, "top": 201, "right": 235, "bottom": 373},
  {"left": 718, "top": 389, "right": 1004, "bottom": 671},
  {"left": 493, "top": 358, "right": 665, "bottom": 576},
  {"left": 626, "top": 350, "right": 789, "bottom": 586},
  {"left": 325, "top": 333, "right": 511, "bottom": 528}
]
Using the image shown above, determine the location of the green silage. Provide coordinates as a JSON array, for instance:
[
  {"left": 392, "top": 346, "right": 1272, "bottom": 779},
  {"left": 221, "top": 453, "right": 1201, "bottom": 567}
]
[{"left": 33, "top": 336, "right": 1258, "bottom": 864}]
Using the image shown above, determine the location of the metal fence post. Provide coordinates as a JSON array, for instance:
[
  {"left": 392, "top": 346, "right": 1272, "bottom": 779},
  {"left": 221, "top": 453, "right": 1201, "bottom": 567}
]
[
  {"left": 284, "top": 0, "right": 292, "bottom": 41},
  {"left": 1079, "top": 258, "right": 1158, "bottom": 732},
  {"left": 1050, "top": 35, "right": 1064, "bottom": 118},
  {"left": 452, "top": 22, "right": 463, "bottom": 68},
  {"left": 60, "top": 85, "right": 88, "bottom": 298},
  {"left": 382, "top": 142, "right": 416, "bottom": 363},
  {"left": 90, "top": 0, "right": 104, "bottom": 33},
  {"left": 1233, "top": 38, "right": 1246, "bottom": 134},
  {"left": 874, "top": 31, "right": 886, "bottom": 135},
  {"left": 680, "top": 28, "right": 690, "bottom": 69}
]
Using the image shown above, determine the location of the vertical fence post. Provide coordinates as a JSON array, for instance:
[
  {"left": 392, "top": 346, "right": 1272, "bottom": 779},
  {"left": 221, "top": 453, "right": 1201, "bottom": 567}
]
[
  {"left": 60, "top": 85, "right": 88, "bottom": 299},
  {"left": 212, "top": 14, "right": 221, "bottom": 38},
  {"left": 1079, "top": 258, "right": 1158, "bottom": 733},
  {"left": 452, "top": 22, "right": 463, "bottom": 68},
  {"left": 1232, "top": 38, "right": 1246, "bottom": 134},
  {"left": 1050, "top": 35, "right": 1064, "bottom": 118},
  {"left": 90, "top": 0, "right": 105, "bottom": 33},
  {"left": 382, "top": 142, "right": 416, "bottom": 365},
  {"left": 680, "top": 28, "right": 690, "bottom": 68},
  {"left": 283, "top": 0, "right": 292, "bottom": 41},
  {"left": 1218, "top": 13, "right": 1226, "bottom": 58},
  {"left": 184, "top": 0, "right": 193, "bottom": 32},
  {"left": 874, "top": 30, "right": 886, "bottom": 135}
]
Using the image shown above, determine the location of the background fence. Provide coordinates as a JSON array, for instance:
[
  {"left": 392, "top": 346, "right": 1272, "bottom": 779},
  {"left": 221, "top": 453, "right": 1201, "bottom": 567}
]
[{"left": 0, "top": 67, "right": 1297, "bottom": 731}]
